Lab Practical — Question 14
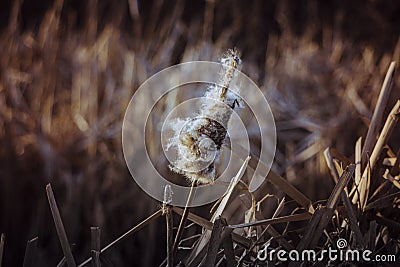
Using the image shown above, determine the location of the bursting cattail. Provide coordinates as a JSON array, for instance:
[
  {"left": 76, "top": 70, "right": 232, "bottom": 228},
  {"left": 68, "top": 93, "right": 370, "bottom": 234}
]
[{"left": 167, "top": 49, "right": 242, "bottom": 184}]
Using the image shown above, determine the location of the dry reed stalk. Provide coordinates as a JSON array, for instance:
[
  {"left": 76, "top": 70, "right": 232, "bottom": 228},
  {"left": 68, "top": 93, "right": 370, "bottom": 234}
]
[
  {"left": 383, "top": 170, "right": 400, "bottom": 190},
  {"left": 228, "top": 213, "right": 312, "bottom": 229},
  {"left": 365, "top": 191, "right": 400, "bottom": 211},
  {"left": 2, "top": 1, "right": 400, "bottom": 265},
  {"left": 184, "top": 156, "right": 249, "bottom": 266},
  {"left": 353, "top": 100, "right": 400, "bottom": 209},
  {"left": 368, "top": 220, "right": 377, "bottom": 251},
  {"left": 221, "top": 233, "right": 235, "bottom": 267},
  {"left": 90, "top": 227, "right": 101, "bottom": 267},
  {"left": 162, "top": 184, "right": 174, "bottom": 267},
  {"left": 361, "top": 62, "right": 396, "bottom": 167},
  {"left": 390, "top": 148, "right": 400, "bottom": 176},
  {"left": 296, "top": 165, "right": 355, "bottom": 252},
  {"left": 22, "top": 237, "right": 38, "bottom": 267},
  {"left": 77, "top": 209, "right": 162, "bottom": 267},
  {"left": 0, "top": 234, "right": 4, "bottom": 267},
  {"left": 46, "top": 184, "right": 76, "bottom": 267},
  {"left": 56, "top": 258, "right": 66, "bottom": 267},
  {"left": 355, "top": 137, "right": 362, "bottom": 186},
  {"left": 201, "top": 217, "right": 225, "bottom": 267},
  {"left": 324, "top": 148, "right": 364, "bottom": 246},
  {"left": 172, "top": 180, "right": 196, "bottom": 260},
  {"left": 237, "top": 197, "right": 288, "bottom": 265},
  {"left": 232, "top": 143, "right": 314, "bottom": 212},
  {"left": 164, "top": 207, "right": 173, "bottom": 267},
  {"left": 171, "top": 207, "right": 251, "bottom": 249},
  {"left": 324, "top": 149, "right": 363, "bottom": 239}
]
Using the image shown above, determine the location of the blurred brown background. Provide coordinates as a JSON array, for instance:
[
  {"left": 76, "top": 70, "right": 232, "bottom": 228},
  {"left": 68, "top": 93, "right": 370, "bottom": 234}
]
[{"left": 0, "top": 0, "right": 399, "bottom": 266}]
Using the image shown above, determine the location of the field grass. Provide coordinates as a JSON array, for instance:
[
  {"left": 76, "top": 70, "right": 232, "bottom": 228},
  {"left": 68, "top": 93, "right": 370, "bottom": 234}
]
[{"left": 0, "top": 0, "right": 400, "bottom": 266}]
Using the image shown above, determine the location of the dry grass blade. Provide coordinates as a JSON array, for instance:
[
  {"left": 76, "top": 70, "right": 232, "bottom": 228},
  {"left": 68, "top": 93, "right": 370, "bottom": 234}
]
[
  {"left": 295, "top": 207, "right": 326, "bottom": 252},
  {"left": 298, "top": 165, "right": 355, "bottom": 251},
  {"left": 340, "top": 192, "right": 364, "bottom": 247},
  {"left": 90, "top": 227, "right": 101, "bottom": 267},
  {"left": 172, "top": 206, "right": 212, "bottom": 230},
  {"left": 266, "top": 170, "right": 314, "bottom": 213},
  {"left": 201, "top": 217, "right": 225, "bottom": 267},
  {"left": 390, "top": 147, "right": 400, "bottom": 176},
  {"left": 221, "top": 232, "right": 235, "bottom": 267},
  {"left": 355, "top": 137, "right": 362, "bottom": 186},
  {"left": 365, "top": 191, "right": 400, "bottom": 210},
  {"left": 324, "top": 148, "right": 339, "bottom": 184},
  {"left": 238, "top": 197, "right": 290, "bottom": 265},
  {"left": 383, "top": 170, "right": 400, "bottom": 190},
  {"left": 0, "top": 234, "right": 4, "bottom": 267},
  {"left": 367, "top": 99, "right": 400, "bottom": 172},
  {"left": 1, "top": 1, "right": 400, "bottom": 266},
  {"left": 326, "top": 164, "right": 355, "bottom": 209},
  {"left": 324, "top": 149, "right": 364, "bottom": 246},
  {"left": 90, "top": 227, "right": 100, "bottom": 254},
  {"left": 231, "top": 143, "right": 314, "bottom": 212},
  {"left": 56, "top": 258, "right": 66, "bottom": 267},
  {"left": 369, "top": 221, "right": 377, "bottom": 251},
  {"left": 23, "top": 237, "right": 38, "bottom": 267},
  {"left": 90, "top": 251, "right": 100, "bottom": 267},
  {"left": 228, "top": 213, "right": 311, "bottom": 229},
  {"left": 78, "top": 209, "right": 162, "bottom": 267},
  {"left": 46, "top": 184, "right": 77, "bottom": 267},
  {"left": 172, "top": 207, "right": 251, "bottom": 249},
  {"left": 212, "top": 156, "right": 250, "bottom": 222},
  {"left": 355, "top": 100, "right": 400, "bottom": 208},
  {"left": 311, "top": 165, "right": 355, "bottom": 248},
  {"left": 361, "top": 61, "right": 396, "bottom": 166},
  {"left": 185, "top": 157, "right": 250, "bottom": 265},
  {"left": 172, "top": 181, "right": 196, "bottom": 259},
  {"left": 375, "top": 213, "right": 400, "bottom": 233}
]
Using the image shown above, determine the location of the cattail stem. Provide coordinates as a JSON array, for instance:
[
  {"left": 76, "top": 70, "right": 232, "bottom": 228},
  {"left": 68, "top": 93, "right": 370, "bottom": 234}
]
[
  {"left": 172, "top": 181, "right": 196, "bottom": 258},
  {"left": 165, "top": 207, "right": 173, "bottom": 267}
]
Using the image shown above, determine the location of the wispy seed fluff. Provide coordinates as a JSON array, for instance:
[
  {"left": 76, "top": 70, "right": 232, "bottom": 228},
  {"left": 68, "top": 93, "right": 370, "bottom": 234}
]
[{"left": 167, "top": 49, "right": 242, "bottom": 184}]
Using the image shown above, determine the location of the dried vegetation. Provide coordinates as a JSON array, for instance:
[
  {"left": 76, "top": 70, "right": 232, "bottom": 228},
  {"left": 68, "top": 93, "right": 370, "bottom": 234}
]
[{"left": 0, "top": 0, "right": 400, "bottom": 266}]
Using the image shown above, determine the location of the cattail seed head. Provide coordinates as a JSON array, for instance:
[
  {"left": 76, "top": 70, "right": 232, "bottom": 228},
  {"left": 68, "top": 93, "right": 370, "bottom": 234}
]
[{"left": 167, "top": 49, "right": 242, "bottom": 184}]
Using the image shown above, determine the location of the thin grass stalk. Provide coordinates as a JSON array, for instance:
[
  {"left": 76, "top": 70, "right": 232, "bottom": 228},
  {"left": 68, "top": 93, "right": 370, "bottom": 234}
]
[
  {"left": 228, "top": 213, "right": 312, "bottom": 229},
  {"left": 56, "top": 258, "right": 66, "bottom": 267},
  {"left": 171, "top": 207, "right": 251, "bottom": 249},
  {"left": 237, "top": 196, "right": 287, "bottom": 265},
  {"left": 172, "top": 180, "right": 196, "bottom": 259},
  {"left": 78, "top": 209, "right": 162, "bottom": 267}
]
